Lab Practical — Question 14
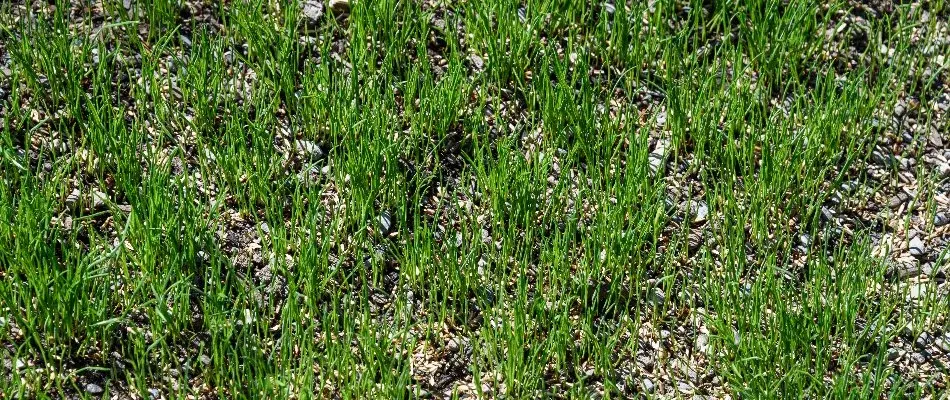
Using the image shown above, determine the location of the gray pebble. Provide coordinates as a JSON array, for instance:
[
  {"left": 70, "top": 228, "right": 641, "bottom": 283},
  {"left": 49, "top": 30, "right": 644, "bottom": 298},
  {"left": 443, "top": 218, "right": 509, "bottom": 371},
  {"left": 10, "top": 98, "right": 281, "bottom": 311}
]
[
  {"left": 691, "top": 201, "right": 708, "bottom": 223},
  {"left": 641, "top": 378, "right": 655, "bottom": 393},
  {"left": 677, "top": 381, "right": 694, "bottom": 394},
  {"left": 935, "top": 213, "right": 949, "bottom": 227},
  {"left": 937, "top": 337, "right": 950, "bottom": 353},
  {"left": 468, "top": 54, "right": 484, "bottom": 70},
  {"left": 798, "top": 234, "right": 812, "bottom": 248},
  {"left": 65, "top": 188, "right": 81, "bottom": 206},
  {"left": 378, "top": 211, "right": 393, "bottom": 235},
  {"left": 888, "top": 192, "right": 910, "bottom": 208},
  {"left": 300, "top": 0, "right": 324, "bottom": 25},
  {"left": 85, "top": 383, "right": 103, "bottom": 395},
  {"left": 92, "top": 190, "right": 109, "bottom": 209},
  {"left": 297, "top": 140, "right": 325, "bottom": 161},
  {"left": 909, "top": 236, "right": 926, "bottom": 257},
  {"left": 637, "top": 354, "right": 654, "bottom": 371},
  {"left": 929, "top": 131, "right": 944, "bottom": 147}
]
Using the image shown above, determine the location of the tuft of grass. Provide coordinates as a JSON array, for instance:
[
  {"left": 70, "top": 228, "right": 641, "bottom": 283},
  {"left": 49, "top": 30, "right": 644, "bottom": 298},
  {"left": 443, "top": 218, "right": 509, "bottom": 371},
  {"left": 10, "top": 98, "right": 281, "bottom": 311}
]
[{"left": 1, "top": 0, "right": 948, "bottom": 398}]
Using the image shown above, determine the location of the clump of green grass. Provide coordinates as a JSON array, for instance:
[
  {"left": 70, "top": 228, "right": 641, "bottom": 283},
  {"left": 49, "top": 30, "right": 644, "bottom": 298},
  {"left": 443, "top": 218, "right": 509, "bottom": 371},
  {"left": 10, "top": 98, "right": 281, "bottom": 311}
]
[{"left": 1, "top": 0, "right": 948, "bottom": 398}]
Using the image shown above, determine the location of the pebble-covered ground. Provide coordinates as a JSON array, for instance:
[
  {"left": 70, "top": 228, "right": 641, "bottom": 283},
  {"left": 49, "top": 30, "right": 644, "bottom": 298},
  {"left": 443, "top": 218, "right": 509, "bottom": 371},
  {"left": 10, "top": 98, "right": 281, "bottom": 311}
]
[{"left": 1, "top": 0, "right": 949, "bottom": 398}]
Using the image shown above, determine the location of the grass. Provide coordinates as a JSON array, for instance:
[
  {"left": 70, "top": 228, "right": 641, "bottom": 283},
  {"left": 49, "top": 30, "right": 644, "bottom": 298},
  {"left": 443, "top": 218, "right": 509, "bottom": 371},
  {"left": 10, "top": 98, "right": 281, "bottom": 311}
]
[{"left": 1, "top": 0, "right": 948, "bottom": 398}]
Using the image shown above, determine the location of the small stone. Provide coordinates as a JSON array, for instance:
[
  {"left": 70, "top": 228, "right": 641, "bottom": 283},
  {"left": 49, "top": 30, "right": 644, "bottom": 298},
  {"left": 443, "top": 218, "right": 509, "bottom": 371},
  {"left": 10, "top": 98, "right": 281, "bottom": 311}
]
[
  {"left": 198, "top": 354, "right": 211, "bottom": 365},
  {"left": 887, "top": 349, "right": 901, "bottom": 361},
  {"left": 297, "top": 140, "right": 324, "bottom": 161},
  {"left": 909, "top": 236, "right": 926, "bottom": 257},
  {"left": 930, "top": 131, "right": 944, "bottom": 147},
  {"left": 641, "top": 378, "right": 655, "bottom": 393},
  {"left": 648, "top": 154, "right": 663, "bottom": 173},
  {"left": 936, "top": 337, "right": 950, "bottom": 353},
  {"left": 888, "top": 192, "right": 910, "bottom": 208},
  {"left": 895, "top": 102, "right": 906, "bottom": 117},
  {"left": 637, "top": 354, "right": 654, "bottom": 371},
  {"left": 677, "top": 381, "right": 694, "bottom": 394},
  {"left": 92, "top": 190, "right": 109, "bottom": 209},
  {"left": 85, "top": 383, "right": 103, "bottom": 395},
  {"left": 329, "top": 0, "right": 349, "bottom": 15},
  {"left": 872, "top": 150, "right": 891, "bottom": 166},
  {"left": 696, "top": 333, "right": 709, "bottom": 353},
  {"left": 300, "top": 0, "right": 324, "bottom": 27},
  {"left": 468, "top": 54, "right": 484, "bottom": 70},
  {"left": 894, "top": 264, "right": 923, "bottom": 279},
  {"left": 603, "top": 2, "right": 616, "bottom": 13},
  {"left": 938, "top": 162, "right": 950, "bottom": 178},
  {"left": 798, "top": 234, "right": 812, "bottom": 248},
  {"left": 934, "top": 213, "right": 949, "bottom": 227},
  {"left": 691, "top": 201, "right": 708, "bottom": 224},
  {"left": 916, "top": 332, "right": 932, "bottom": 349},
  {"left": 378, "top": 211, "right": 393, "bottom": 235},
  {"left": 65, "top": 188, "right": 81, "bottom": 206},
  {"left": 908, "top": 284, "right": 927, "bottom": 300},
  {"left": 148, "top": 388, "right": 161, "bottom": 399}
]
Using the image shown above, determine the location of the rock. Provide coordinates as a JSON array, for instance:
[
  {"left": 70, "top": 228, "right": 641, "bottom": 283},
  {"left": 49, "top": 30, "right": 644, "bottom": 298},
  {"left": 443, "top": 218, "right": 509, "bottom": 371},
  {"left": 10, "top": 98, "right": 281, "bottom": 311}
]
[
  {"left": 92, "top": 190, "right": 109, "bottom": 209},
  {"left": 909, "top": 236, "right": 926, "bottom": 257},
  {"left": 798, "top": 234, "right": 812, "bottom": 248},
  {"left": 85, "top": 383, "right": 103, "bottom": 395},
  {"left": 648, "top": 154, "right": 663, "bottom": 173},
  {"left": 691, "top": 201, "right": 708, "bottom": 224},
  {"left": 637, "top": 354, "right": 654, "bottom": 371},
  {"left": 641, "top": 378, "right": 655, "bottom": 393},
  {"left": 929, "top": 131, "right": 944, "bottom": 147},
  {"left": 937, "top": 336, "right": 950, "bottom": 353},
  {"left": 677, "top": 381, "right": 694, "bottom": 394},
  {"left": 297, "top": 140, "right": 324, "bottom": 161},
  {"left": 872, "top": 149, "right": 893, "bottom": 166},
  {"left": 908, "top": 284, "right": 927, "bottom": 300},
  {"left": 894, "top": 264, "right": 923, "bottom": 279},
  {"left": 300, "top": 0, "right": 324, "bottom": 27},
  {"left": 603, "top": 2, "right": 616, "bottom": 14},
  {"left": 695, "top": 333, "right": 709, "bottom": 353},
  {"left": 65, "top": 188, "right": 81, "bottom": 206},
  {"left": 938, "top": 162, "right": 950, "bottom": 178},
  {"left": 915, "top": 332, "right": 932, "bottom": 349},
  {"left": 886, "top": 349, "right": 901, "bottom": 361},
  {"left": 148, "top": 388, "right": 161, "bottom": 399},
  {"left": 468, "top": 54, "right": 484, "bottom": 70},
  {"left": 888, "top": 192, "right": 910, "bottom": 208},
  {"left": 894, "top": 102, "right": 906, "bottom": 117},
  {"left": 935, "top": 213, "right": 949, "bottom": 227},
  {"left": 329, "top": 0, "right": 349, "bottom": 15},
  {"left": 378, "top": 211, "right": 393, "bottom": 235}
]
